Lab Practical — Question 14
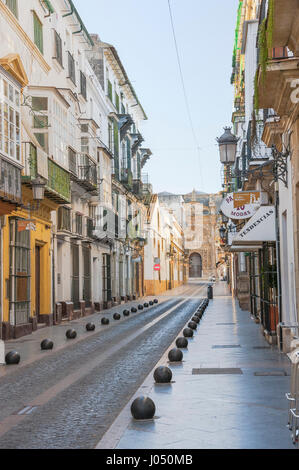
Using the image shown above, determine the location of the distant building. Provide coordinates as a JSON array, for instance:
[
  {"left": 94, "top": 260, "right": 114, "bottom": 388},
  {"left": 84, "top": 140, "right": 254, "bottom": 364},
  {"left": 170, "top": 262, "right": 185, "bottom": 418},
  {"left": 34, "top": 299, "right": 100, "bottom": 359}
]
[{"left": 158, "top": 190, "right": 225, "bottom": 279}]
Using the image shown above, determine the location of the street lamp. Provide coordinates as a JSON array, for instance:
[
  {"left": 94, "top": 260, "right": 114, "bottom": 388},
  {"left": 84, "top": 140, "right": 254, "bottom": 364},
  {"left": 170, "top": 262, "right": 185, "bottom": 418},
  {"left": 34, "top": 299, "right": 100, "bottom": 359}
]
[
  {"left": 219, "top": 225, "right": 227, "bottom": 240},
  {"left": 216, "top": 127, "right": 239, "bottom": 164},
  {"left": 32, "top": 176, "right": 46, "bottom": 201}
]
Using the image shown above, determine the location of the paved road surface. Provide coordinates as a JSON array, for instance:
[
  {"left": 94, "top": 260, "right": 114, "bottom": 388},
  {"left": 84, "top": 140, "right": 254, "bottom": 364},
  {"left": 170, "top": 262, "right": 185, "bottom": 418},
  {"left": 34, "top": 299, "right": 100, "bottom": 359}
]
[{"left": 0, "top": 281, "right": 207, "bottom": 449}]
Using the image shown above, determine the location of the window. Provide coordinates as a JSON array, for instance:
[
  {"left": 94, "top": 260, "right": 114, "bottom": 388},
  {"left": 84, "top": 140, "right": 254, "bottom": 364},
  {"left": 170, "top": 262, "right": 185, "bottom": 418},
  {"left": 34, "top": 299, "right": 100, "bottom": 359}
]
[
  {"left": 58, "top": 207, "right": 71, "bottom": 231},
  {"left": 9, "top": 219, "right": 31, "bottom": 326},
  {"left": 107, "top": 79, "right": 112, "bottom": 101},
  {"left": 54, "top": 30, "right": 63, "bottom": 67},
  {"left": 81, "top": 123, "right": 88, "bottom": 133},
  {"left": 5, "top": 0, "right": 18, "bottom": 17},
  {"left": 80, "top": 71, "right": 87, "bottom": 100},
  {"left": 75, "top": 213, "right": 83, "bottom": 235},
  {"left": 0, "top": 73, "right": 21, "bottom": 161},
  {"left": 33, "top": 12, "right": 43, "bottom": 54},
  {"left": 68, "top": 147, "right": 77, "bottom": 175},
  {"left": 52, "top": 98, "right": 68, "bottom": 167},
  {"left": 115, "top": 92, "right": 119, "bottom": 112},
  {"left": 32, "top": 96, "right": 49, "bottom": 153},
  {"left": 67, "top": 52, "right": 76, "bottom": 85},
  {"left": 81, "top": 137, "right": 89, "bottom": 155}
]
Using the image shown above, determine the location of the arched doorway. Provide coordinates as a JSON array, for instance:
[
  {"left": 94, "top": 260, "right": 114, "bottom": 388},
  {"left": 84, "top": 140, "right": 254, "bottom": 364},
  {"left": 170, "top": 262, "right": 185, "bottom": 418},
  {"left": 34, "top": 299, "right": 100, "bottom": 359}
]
[{"left": 189, "top": 253, "right": 202, "bottom": 278}]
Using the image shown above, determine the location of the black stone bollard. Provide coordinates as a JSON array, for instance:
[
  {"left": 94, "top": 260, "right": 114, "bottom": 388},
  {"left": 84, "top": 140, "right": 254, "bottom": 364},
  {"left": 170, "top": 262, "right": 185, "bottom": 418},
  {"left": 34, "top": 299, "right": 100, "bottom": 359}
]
[
  {"left": 154, "top": 299, "right": 159, "bottom": 304},
  {"left": 168, "top": 348, "right": 183, "bottom": 362},
  {"left": 176, "top": 337, "right": 188, "bottom": 349},
  {"left": 154, "top": 366, "right": 172, "bottom": 384},
  {"left": 131, "top": 307, "right": 137, "bottom": 313},
  {"left": 144, "top": 303, "right": 149, "bottom": 308},
  {"left": 41, "top": 339, "right": 54, "bottom": 350},
  {"left": 123, "top": 309, "right": 130, "bottom": 317},
  {"left": 5, "top": 351, "right": 20, "bottom": 365},
  {"left": 101, "top": 317, "right": 109, "bottom": 325},
  {"left": 86, "top": 323, "right": 95, "bottom": 332},
  {"left": 138, "top": 305, "right": 144, "bottom": 310},
  {"left": 113, "top": 313, "right": 121, "bottom": 320},
  {"left": 66, "top": 329, "right": 77, "bottom": 339},
  {"left": 149, "top": 301, "right": 154, "bottom": 306},
  {"left": 188, "top": 321, "right": 197, "bottom": 330},
  {"left": 131, "top": 396, "right": 156, "bottom": 420},
  {"left": 183, "top": 327, "right": 194, "bottom": 338},
  {"left": 192, "top": 316, "right": 200, "bottom": 324}
]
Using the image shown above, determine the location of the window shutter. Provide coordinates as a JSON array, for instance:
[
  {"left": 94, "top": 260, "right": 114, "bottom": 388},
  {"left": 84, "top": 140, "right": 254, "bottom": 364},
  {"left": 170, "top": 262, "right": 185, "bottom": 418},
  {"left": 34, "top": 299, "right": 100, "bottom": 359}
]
[{"left": 33, "top": 12, "right": 43, "bottom": 54}]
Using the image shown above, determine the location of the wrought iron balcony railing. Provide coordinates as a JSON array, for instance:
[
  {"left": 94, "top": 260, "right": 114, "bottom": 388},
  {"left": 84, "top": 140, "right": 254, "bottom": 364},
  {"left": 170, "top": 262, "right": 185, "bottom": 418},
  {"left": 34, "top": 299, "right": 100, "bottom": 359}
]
[
  {"left": 22, "top": 142, "right": 71, "bottom": 204},
  {"left": 69, "top": 152, "right": 98, "bottom": 193}
]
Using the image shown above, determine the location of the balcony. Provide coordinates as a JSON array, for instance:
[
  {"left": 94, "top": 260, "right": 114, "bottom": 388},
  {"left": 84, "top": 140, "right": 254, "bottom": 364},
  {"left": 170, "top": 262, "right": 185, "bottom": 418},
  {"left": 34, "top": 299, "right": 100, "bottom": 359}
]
[
  {"left": 132, "top": 174, "right": 153, "bottom": 201},
  {"left": 270, "top": 0, "right": 299, "bottom": 55},
  {"left": 22, "top": 142, "right": 71, "bottom": 204},
  {"left": 130, "top": 132, "right": 144, "bottom": 155},
  {"left": 120, "top": 168, "right": 133, "bottom": 189},
  {"left": 0, "top": 156, "right": 22, "bottom": 212},
  {"left": 118, "top": 114, "right": 134, "bottom": 140},
  {"left": 256, "top": 51, "right": 297, "bottom": 116},
  {"left": 69, "top": 152, "right": 98, "bottom": 194}
]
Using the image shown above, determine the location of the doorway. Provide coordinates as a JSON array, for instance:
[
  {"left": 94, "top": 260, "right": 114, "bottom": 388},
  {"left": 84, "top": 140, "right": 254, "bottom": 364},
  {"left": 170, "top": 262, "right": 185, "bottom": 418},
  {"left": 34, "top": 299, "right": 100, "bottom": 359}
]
[
  {"left": 35, "top": 245, "right": 41, "bottom": 318},
  {"left": 189, "top": 253, "right": 202, "bottom": 278}
]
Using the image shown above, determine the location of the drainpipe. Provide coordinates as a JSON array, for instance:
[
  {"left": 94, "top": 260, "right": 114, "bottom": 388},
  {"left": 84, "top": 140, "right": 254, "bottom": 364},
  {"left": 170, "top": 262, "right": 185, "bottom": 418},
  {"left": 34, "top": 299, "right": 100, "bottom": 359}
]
[{"left": 275, "top": 183, "right": 283, "bottom": 350}]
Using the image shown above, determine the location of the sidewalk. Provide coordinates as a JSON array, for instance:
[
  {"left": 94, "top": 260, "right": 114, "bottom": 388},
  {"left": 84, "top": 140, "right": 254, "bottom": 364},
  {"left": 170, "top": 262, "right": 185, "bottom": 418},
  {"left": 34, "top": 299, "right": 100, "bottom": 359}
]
[{"left": 97, "top": 282, "right": 294, "bottom": 449}]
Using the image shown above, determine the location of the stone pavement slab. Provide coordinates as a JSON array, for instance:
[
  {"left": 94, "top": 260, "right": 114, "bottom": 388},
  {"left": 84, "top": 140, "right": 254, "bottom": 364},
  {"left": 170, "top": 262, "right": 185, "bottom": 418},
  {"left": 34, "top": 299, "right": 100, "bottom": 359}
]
[{"left": 97, "top": 282, "right": 294, "bottom": 449}]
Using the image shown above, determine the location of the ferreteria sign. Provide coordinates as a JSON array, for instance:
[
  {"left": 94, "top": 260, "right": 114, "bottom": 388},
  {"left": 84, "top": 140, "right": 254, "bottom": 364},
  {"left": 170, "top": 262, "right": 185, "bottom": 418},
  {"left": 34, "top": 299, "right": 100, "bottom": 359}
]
[
  {"left": 233, "top": 191, "right": 260, "bottom": 208},
  {"left": 220, "top": 192, "right": 260, "bottom": 220},
  {"left": 232, "top": 206, "right": 276, "bottom": 243}
]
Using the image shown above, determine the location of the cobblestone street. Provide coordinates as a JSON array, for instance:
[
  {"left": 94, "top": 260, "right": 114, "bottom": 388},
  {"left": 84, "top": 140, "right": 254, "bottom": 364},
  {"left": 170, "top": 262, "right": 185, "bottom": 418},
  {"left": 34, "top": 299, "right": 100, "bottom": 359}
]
[{"left": 0, "top": 282, "right": 206, "bottom": 449}]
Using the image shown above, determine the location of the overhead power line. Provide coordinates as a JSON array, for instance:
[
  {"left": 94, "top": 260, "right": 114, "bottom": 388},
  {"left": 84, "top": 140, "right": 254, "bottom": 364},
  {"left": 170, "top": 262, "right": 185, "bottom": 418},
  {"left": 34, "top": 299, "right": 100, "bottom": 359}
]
[{"left": 167, "top": 0, "right": 203, "bottom": 187}]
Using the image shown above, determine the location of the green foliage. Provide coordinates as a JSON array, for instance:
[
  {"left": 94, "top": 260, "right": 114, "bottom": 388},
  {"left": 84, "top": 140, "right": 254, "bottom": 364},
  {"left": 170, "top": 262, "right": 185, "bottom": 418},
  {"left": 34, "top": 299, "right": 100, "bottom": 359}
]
[{"left": 254, "top": 0, "right": 274, "bottom": 111}]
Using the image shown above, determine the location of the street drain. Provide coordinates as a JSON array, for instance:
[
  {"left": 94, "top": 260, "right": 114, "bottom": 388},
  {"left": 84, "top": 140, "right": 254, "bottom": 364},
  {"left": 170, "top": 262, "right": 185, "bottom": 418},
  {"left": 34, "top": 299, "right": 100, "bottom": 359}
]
[
  {"left": 212, "top": 345, "right": 241, "bottom": 349},
  {"left": 254, "top": 371, "right": 288, "bottom": 376},
  {"left": 192, "top": 368, "right": 243, "bottom": 375}
]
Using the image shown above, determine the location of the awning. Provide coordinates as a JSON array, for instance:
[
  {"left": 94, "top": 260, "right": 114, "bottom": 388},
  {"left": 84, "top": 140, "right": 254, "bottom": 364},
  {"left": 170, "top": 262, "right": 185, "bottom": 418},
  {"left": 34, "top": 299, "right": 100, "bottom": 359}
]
[
  {"left": 232, "top": 206, "right": 276, "bottom": 244},
  {"left": 229, "top": 244, "right": 262, "bottom": 253}
]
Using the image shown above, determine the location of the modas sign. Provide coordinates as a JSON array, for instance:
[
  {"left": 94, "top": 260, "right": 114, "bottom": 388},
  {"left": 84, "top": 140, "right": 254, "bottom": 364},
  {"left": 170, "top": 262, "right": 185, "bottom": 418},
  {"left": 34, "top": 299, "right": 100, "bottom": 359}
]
[{"left": 220, "top": 192, "right": 261, "bottom": 220}]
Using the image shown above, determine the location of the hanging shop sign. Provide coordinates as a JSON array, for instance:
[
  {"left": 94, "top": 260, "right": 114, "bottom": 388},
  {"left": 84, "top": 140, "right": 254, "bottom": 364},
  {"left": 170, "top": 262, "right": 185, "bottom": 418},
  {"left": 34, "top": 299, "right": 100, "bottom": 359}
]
[
  {"left": 232, "top": 206, "right": 276, "bottom": 243},
  {"left": 17, "top": 219, "right": 37, "bottom": 232},
  {"left": 132, "top": 256, "right": 142, "bottom": 263},
  {"left": 233, "top": 191, "right": 260, "bottom": 208},
  {"left": 220, "top": 192, "right": 260, "bottom": 220}
]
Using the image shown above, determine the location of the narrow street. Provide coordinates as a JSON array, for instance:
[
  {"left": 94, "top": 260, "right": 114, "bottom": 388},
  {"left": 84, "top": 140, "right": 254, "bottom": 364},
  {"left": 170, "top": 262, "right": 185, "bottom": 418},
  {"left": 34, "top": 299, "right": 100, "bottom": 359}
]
[{"left": 0, "top": 282, "right": 207, "bottom": 449}]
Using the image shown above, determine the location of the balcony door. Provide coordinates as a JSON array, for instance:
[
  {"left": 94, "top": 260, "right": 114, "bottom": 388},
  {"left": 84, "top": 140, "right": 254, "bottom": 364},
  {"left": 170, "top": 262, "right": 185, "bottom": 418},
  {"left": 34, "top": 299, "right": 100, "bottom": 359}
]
[
  {"left": 71, "top": 243, "right": 80, "bottom": 310},
  {"left": 35, "top": 245, "right": 41, "bottom": 318}
]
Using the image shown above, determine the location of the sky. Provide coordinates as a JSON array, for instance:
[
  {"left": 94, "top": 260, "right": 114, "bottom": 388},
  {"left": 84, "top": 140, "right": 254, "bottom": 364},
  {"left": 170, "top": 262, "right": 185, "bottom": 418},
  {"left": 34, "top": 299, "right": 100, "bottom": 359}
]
[{"left": 73, "top": 0, "right": 237, "bottom": 195}]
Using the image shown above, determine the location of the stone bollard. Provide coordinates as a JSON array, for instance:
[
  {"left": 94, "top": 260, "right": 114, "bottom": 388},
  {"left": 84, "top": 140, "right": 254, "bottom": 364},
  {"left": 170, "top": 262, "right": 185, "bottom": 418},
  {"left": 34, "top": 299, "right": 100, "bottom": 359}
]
[
  {"left": 154, "top": 366, "right": 172, "bottom": 383},
  {"left": 131, "top": 396, "right": 156, "bottom": 420},
  {"left": 41, "top": 339, "right": 54, "bottom": 350}
]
